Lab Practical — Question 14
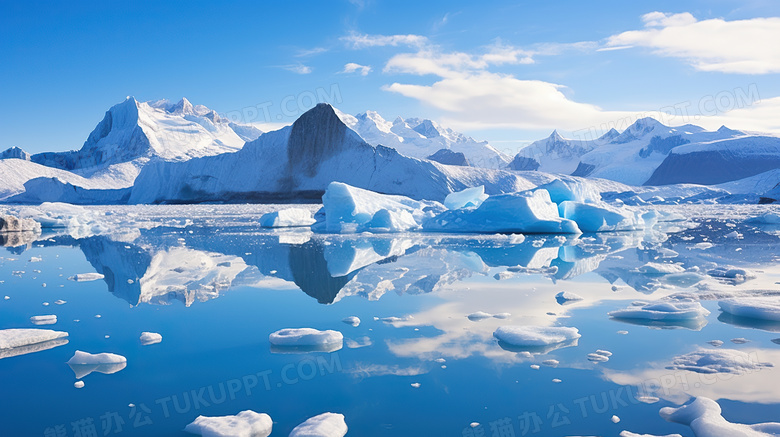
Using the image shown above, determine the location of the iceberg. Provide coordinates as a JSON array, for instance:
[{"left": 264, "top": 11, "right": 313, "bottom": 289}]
[
  {"left": 259, "top": 208, "right": 316, "bottom": 228},
  {"left": 289, "top": 412, "right": 347, "bottom": 437},
  {"left": 660, "top": 397, "right": 780, "bottom": 436},
  {"left": 0, "top": 215, "right": 41, "bottom": 233},
  {"left": 719, "top": 297, "right": 780, "bottom": 322},
  {"left": 425, "top": 189, "right": 581, "bottom": 234},
  {"left": 321, "top": 182, "right": 442, "bottom": 233},
  {"left": 555, "top": 291, "right": 584, "bottom": 304},
  {"left": 184, "top": 410, "right": 272, "bottom": 437},
  {"left": 444, "top": 186, "right": 488, "bottom": 210}
]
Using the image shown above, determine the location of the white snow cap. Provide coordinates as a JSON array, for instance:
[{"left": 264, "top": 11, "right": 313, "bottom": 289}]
[
  {"left": 184, "top": 410, "right": 272, "bottom": 437},
  {"left": 289, "top": 412, "right": 347, "bottom": 437}
]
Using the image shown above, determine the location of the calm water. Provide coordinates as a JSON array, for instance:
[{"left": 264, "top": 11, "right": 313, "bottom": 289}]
[{"left": 1, "top": 205, "right": 779, "bottom": 436}]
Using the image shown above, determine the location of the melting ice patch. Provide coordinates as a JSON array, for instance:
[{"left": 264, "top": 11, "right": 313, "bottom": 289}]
[
  {"left": 493, "top": 326, "right": 581, "bottom": 350},
  {"left": 184, "top": 410, "right": 272, "bottom": 437},
  {"left": 67, "top": 350, "right": 127, "bottom": 379},
  {"left": 719, "top": 297, "right": 780, "bottom": 322},
  {"left": 0, "top": 328, "right": 68, "bottom": 359},
  {"left": 289, "top": 412, "right": 347, "bottom": 437},
  {"left": 269, "top": 328, "right": 343, "bottom": 353},
  {"left": 667, "top": 348, "right": 773, "bottom": 374},
  {"left": 660, "top": 397, "right": 780, "bottom": 436}
]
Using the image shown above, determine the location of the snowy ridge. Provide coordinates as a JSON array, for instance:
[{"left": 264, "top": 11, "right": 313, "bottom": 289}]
[{"left": 335, "top": 108, "right": 511, "bottom": 169}]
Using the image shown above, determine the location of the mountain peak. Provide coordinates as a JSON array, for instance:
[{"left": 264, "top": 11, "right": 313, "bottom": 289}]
[
  {"left": 413, "top": 119, "right": 441, "bottom": 139},
  {"left": 168, "top": 97, "right": 194, "bottom": 115}
]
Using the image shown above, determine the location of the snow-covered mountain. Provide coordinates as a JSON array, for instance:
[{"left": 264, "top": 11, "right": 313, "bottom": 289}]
[
  {"left": 335, "top": 110, "right": 511, "bottom": 169},
  {"left": 128, "top": 103, "right": 530, "bottom": 203},
  {"left": 513, "top": 117, "right": 780, "bottom": 187}
]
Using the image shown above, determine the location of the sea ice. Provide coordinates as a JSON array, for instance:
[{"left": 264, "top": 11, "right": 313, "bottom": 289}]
[
  {"left": 493, "top": 326, "right": 581, "bottom": 347},
  {"left": 558, "top": 200, "right": 644, "bottom": 232},
  {"left": 30, "top": 315, "right": 57, "bottom": 325},
  {"left": 719, "top": 297, "right": 780, "bottom": 322},
  {"left": 342, "top": 316, "right": 360, "bottom": 327},
  {"left": 289, "top": 412, "right": 347, "bottom": 437},
  {"left": 660, "top": 397, "right": 780, "bottom": 436},
  {"left": 184, "top": 410, "right": 272, "bottom": 437},
  {"left": 0, "top": 328, "right": 68, "bottom": 359},
  {"left": 611, "top": 415, "right": 620, "bottom": 423},
  {"left": 619, "top": 432, "right": 681, "bottom": 437},
  {"left": 555, "top": 291, "right": 584, "bottom": 304},
  {"left": 667, "top": 348, "right": 773, "bottom": 374},
  {"left": 467, "top": 311, "right": 494, "bottom": 321},
  {"left": 609, "top": 301, "right": 710, "bottom": 321},
  {"left": 68, "top": 273, "right": 105, "bottom": 282},
  {"left": 140, "top": 332, "right": 162, "bottom": 345},
  {"left": 444, "top": 186, "right": 488, "bottom": 210},
  {"left": 707, "top": 340, "right": 724, "bottom": 347},
  {"left": 635, "top": 263, "right": 686, "bottom": 275},
  {"left": 74, "top": 381, "right": 84, "bottom": 389},
  {"left": 259, "top": 208, "right": 315, "bottom": 228},
  {"left": 269, "top": 328, "right": 343, "bottom": 347},
  {"left": 67, "top": 350, "right": 127, "bottom": 378}
]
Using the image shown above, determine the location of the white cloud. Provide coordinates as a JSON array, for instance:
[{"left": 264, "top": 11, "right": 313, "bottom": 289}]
[
  {"left": 282, "top": 64, "right": 312, "bottom": 74},
  {"left": 342, "top": 62, "right": 372, "bottom": 76},
  {"left": 295, "top": 47, "right": 328, "bottom": 57},
  {"left": 341, "top": 32, "right": 429, "bottom": 49},
  {"left": 607, "top": 12, "right": 780, "bottom": 74}
]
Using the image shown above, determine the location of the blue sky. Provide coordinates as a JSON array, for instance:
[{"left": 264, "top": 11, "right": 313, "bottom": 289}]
[{"left": 1, "top": 0, "right": 779, "bottom": 155}]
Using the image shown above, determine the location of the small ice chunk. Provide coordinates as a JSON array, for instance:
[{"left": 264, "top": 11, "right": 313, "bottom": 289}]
[
  {"left": 67, "top": 350, "right": 127, "bottom": 378},
  {"left": 410, "top": 382, "right": 421, "bottom": 388},
  {"left": 530, "top": 364, "right": 540, "bottom": 369},
  {"left": 617, "top": 330, "right": 629, "bottom": 335},
  {"left": 42, "top": 301, "right": 49, "bottom": 305},
  {"left": 434, "top": 358, "right": 446, "bottom": 363},
  {"left": 541, "top": 359, "right": 559, "bottom": 367},
  {"left": 289, "top": 412, "right": 347, "bottom": 437},
  {"left": 140, "top": 332, "right": 162, "bottom": 346},
  {"left": 555, "top": 291, "right": 584, "bottom": 304},
  {"left": 469, "top": 422, "right": 480, "bottom": 428},
  {"left": 611, "top": 415, "right": 620, "bottom": 423},
  {"left": 660, "top": 397, "right": 780, "bottom": 436},
  {"left": 552, "top": 378, "right": 562, "bottom": 383},
  {"left": 54, "top": 300, "right": 66, "bottom": 305},
  {"left": 259, "top": 208, "right": 315, "bottom": 228},
  {"left": 707, "top": 340, "right": 724, "bottom": 347},
  {"left": 668, "top": 348, "right": 773, "bottom": 374},
  {"left": 444, "top": 186, "right": 489, "bottom": 210},
  {"left": 269, "top": 328, "right": 343, "bottom": 347},
  {"left": 184, "top": 410, "right": 272, "bottom": 437},
  {"left": 635, "top": 396, "right": 660, "bottom": 404},
  {"left": 719, "top": 297, "right": 780, "bottom": 322},
  {"left": 380, "top": 316, "right": 413, "bottom": 323},
  {"left": 588, "top": 353, "right": 610, "bottom": 362},
  {"left": 29, "top": 256, "right": 42, "bottom": 262},
  {"left": 608, "top": 301, "right": 710, "bottom": 321},
  {"left": 68, "top": 273, "right": 105, "bottom": 282},
  {"left": 636, "top": 262, "right": 685, "bottom": 275},
  {"left": 467, "top": 311, "right": 493, "bottom": 321},
  {"left": 619, "top": 432, "right": 681, "bottom": 437},
  {"left": 493, "top": 313, "right": 511, "bottom": 319},
  {"left": 342, "top": 316, "right": 360, "bottom": 327},
  {"left": 691, "top": 242, "right": 714, "bottom": 250},
  {"left": 74, "top": 381, "right": 84, "bottom": 389},
  {"left": 494, "top": 326, "right": 581, "bottom": 347},
  {"left": 30, "top": 315, "right": 57, "bottom": 325},
  {"left": 731, "top": 337, "right": 750, "bottom": 344},
  {"left": 724, "top": 230, "right": 742, "bottom": 239},
  {"left": 3, "top": 296, "right": 9, "bottom": 300}
]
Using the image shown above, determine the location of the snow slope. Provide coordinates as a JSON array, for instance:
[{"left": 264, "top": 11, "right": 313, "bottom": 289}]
[{"left": 129, "top": 104, "right": 531, "bottom": 203}]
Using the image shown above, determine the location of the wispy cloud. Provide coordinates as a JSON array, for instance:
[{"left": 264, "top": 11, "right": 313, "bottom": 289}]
[
  {"left": 281, "top": 64, "right": 312, "bottom": 74},
  {"left": 341, "top": 32, "right": 429, "bottom": 49},
  {"left": 606, "top": 12, "right": 780, "bottom": 74},
  {"left": 342, "top": 62, "right": 372, "bottom": 76},
  {"left": 295, "top": 47, "right": 328, "bottom": 57}
]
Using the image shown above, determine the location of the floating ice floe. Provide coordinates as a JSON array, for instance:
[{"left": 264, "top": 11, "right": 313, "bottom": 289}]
[
  {"left": 30, "top": 315, "right": 57, "bottom": 325},
  {"left": 667, "top": 348, "right": 773, "bottom": 374},
  {"left": 67, "top": 350, "right": 127, "bottom": 379},
  {"left": 289, "top": 412, "right": 347, "bottom": 437},
  {"left": 609, "top": 301, "right": 710, "bottom": 322},
  {"left": 619, "top": 431, "right": 681, "bottom": 437},
  {"left": 68, "top": 273, "right": 105, "bottom": 282},
  {"left": 555, "top": 291, "right": 584, "bottom": 304},
  {"left": 719, "top": 297, "right": 780, "bottom": 322},
  {"left": 493, "top": 326, "right": 581, "bottom": 354},
  {"left": 635, "top": 263, "right": 686, "bottom": 275},
  {"left": 444, "top": 186, "right": 489, "bottom": 210},
  {"left": 140, "top": 332, "right": 162, "bottom": 345},
  {"left": 259, "top": 208, "right": 315, "bottom": 228},
  {"left": 269, "top": 328, "right": 343, "bottom": 353},
  {"left": 707, "top": 340, "right": 724, "bottom": 347},
  {"left": 731, "top": 337, "right": 750, "bottom": 344},
  {"left": 708, "top": 267, "right": 756, "bottom": 284},
  {"left": 184, "top": 410, "right": 272, "bottom": 437},
  {"left": 745, "top": 212, "right": 780, "bottom": 224},
  {"left": 342, "top": 316, "right": 360, "bottom": 327},
  {"left": 467, "top": 311, "right": 494, "bottom": 321},
  {"left": 588, "top": 349, "right": 613, "bottom": 363},
  {"left": 0, "top": 328, "right": 69, "bottom": 359},
  {"left": 0, "top": 214, "right": 41, "bottom": 233},
  {"left": 660, "top": 397, "right": 780, "bottom": 436}
]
